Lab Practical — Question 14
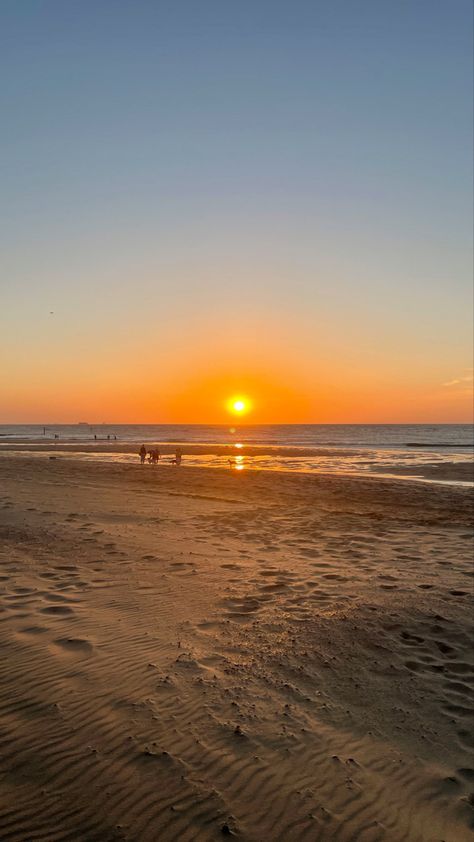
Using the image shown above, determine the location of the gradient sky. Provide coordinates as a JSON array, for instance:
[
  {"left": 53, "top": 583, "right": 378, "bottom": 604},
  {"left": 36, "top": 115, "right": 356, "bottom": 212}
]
[{"left": 1, "top": 0, "right": 472, "bottom": 423}]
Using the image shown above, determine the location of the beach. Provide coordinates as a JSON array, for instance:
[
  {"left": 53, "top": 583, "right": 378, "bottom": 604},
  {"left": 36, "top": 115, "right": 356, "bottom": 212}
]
[
  {"left": 3, "top": 0, "right": 473, "bottom": 837},
  {"left": 0, "top": 455, "right": 473, "bottom": 841}
]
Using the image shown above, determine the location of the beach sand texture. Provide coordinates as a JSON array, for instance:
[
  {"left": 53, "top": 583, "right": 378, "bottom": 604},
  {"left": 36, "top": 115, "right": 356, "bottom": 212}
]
[{"left": 0, "top": 457, "right": 473, "bottom": 841}]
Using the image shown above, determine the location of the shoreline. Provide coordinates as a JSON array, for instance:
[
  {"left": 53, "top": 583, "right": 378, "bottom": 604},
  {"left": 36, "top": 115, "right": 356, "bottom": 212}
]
[
  {"left": 1, "top": 437, "right": 472, "bottom": 453},
  {"left": 0, "top": 444, "right": 472, "bottom": 485},
  {"left": 0, "top": 440, "right": 365, "bottom": 456}
]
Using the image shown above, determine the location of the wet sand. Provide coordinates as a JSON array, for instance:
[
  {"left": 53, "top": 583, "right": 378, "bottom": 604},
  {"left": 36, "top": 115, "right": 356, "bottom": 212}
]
[
  {"left": 0, "top": 456, "right": 473, "bottom": 841},
  {"left": 371, "top": 461, "right": 473, "bottom": 483},
  {"left": 0, "top": 441, "right": 472, "bottom": 483}
]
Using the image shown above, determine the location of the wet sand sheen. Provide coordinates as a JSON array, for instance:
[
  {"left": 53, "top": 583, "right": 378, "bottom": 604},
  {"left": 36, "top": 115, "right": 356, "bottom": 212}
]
[
  {"left": 1, "top": 441, "right": 473, "bottom": 484},
  {"left": 0, "top": 456, "right": 473, "bottom": 841}
]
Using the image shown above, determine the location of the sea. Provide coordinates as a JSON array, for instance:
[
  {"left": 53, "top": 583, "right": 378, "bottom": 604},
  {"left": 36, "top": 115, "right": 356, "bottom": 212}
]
[
  {"left": 1, "top": 423, "right": 473, "bottom": 448},
  {"left": 0, "top": 424, "right": 472, "bottom": 486}
]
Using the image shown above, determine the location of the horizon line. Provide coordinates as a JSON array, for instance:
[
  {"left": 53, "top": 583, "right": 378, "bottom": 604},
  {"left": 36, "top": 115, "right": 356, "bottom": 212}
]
[{"left": 1, "top": 421, "right": 473, "bottom": 427}]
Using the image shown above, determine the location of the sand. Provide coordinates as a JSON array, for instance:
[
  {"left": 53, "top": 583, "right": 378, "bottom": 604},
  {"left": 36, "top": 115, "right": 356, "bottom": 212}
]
[{"left": 0, "top": 455, "right": 473, "bottom": 841}]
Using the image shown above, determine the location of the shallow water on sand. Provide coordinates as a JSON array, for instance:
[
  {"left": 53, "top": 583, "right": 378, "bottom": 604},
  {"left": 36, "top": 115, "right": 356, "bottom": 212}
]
[
  {"left": 1, "top": 424, "right": 472, "bottom": 486},
  {"left": 2, "top": 445, "right": 472, "bottom": 487}
]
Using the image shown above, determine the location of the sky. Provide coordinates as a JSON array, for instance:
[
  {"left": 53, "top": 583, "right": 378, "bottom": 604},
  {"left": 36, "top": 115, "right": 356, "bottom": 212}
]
[{"left": 0, "top": 0, "right": 472, "bottom": 424}]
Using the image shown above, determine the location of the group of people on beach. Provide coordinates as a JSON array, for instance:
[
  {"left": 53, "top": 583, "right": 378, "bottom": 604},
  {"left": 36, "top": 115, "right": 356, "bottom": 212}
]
[{"left": 139, "top": 445, "right": 182, "bottom": 466}]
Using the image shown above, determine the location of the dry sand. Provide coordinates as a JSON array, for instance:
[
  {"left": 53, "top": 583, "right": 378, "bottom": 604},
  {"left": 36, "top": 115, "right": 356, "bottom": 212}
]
[{"left": 0, "top": 456, "right": 473, "bottom": 841}]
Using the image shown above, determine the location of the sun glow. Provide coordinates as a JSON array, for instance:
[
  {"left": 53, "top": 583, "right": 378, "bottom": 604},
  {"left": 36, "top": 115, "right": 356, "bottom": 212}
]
[{"left": 227, "top": 396, "right": 251, "bottom": 416}]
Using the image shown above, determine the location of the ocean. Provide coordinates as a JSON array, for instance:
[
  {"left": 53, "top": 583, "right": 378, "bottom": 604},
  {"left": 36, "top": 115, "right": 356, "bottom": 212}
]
[{"left": 0, "top": 423, "right": 473, "bottom": 448}]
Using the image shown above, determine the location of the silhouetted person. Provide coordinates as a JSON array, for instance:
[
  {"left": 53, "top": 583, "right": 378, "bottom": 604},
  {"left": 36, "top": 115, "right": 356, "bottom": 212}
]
[
  {"left": 174, "top": 447, "right": 182, "bottom": 466},
  {"left": 139, "top": 444, "right": 147, "bottom": 464}
]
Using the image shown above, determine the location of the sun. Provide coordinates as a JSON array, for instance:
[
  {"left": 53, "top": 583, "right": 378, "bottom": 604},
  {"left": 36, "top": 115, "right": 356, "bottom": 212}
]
[{"left": 227, "top": 395, "right": 251, "bottom": 416}]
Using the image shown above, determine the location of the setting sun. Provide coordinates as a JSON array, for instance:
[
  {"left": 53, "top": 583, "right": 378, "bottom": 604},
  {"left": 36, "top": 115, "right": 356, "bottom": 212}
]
[{"left": 227, "top": 396, "right": 251, "bottom": 416}]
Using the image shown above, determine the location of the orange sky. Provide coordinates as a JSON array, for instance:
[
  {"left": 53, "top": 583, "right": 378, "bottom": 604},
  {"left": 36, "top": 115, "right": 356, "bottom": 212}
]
[{"left": 1, "top": 318, "right": 472, "bottom": 423}]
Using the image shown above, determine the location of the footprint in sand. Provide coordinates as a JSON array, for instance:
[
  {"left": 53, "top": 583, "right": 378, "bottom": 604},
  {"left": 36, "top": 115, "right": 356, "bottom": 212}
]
[
  {"left": 434, "top": 640, "right": 455, "bottom": 655},
  {"left": 299, "top": 548, "right": 320, "bottom": 559},
  {"left": 53, "top": 637, "right": 94, "bottom": 654},
  {"left": 170, "top": 561, "right": 194, "bottom": 571},
  {"left": 196, "top": 620, "right": 222, "bottom": 632},
  {"left": 18, "top": 625, "right": 49, "bottom": 636},
  {"left": 258, "top": 581, "right": 286, "bottom": 592},
  {"left": 42, "top": 594, "right": 78, "bottom": 605},
  {"left": 309, "top": 590, "right": 332, "bottom": 602},
  {"left": 221, "top": 595, "right": 264, "bottom": 620},
  {"left": 400, "top": 631, "right": 425, "bottom": 645},
  {"left": 404, "top": 660, "right": 424, "bottom": 673}
]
